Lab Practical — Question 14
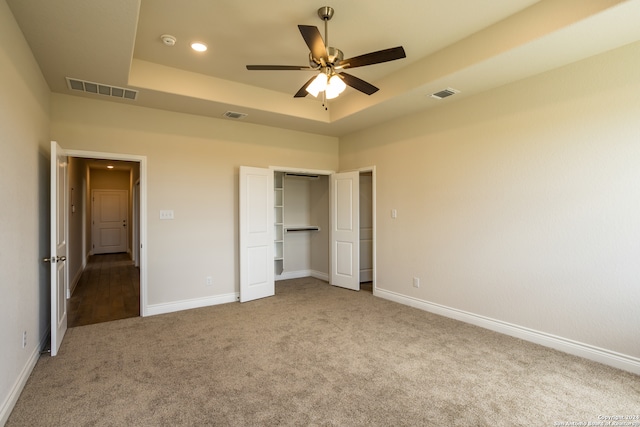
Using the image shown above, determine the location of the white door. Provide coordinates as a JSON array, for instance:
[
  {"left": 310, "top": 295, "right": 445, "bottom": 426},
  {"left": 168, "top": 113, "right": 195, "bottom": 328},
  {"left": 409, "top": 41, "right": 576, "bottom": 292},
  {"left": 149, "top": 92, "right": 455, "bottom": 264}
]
[
  {"left": 330, "top": 171, "right": 360, "bottom": 290},
  {"left": 49, "top": 141, "right": 68, "bottom": 356},
  {"left": 239, "top": 166, "right": 275, "bottom": 302},
  {"left": 92, "top": 190, "right": 128, "bottom": 254}
]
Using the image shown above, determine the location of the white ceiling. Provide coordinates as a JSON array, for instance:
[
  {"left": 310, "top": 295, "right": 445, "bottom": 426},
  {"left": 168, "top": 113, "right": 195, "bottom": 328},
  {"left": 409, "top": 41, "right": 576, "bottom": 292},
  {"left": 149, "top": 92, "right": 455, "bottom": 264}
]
[{"left": 7, "top": 0, "right": 640, "bottom": 136}]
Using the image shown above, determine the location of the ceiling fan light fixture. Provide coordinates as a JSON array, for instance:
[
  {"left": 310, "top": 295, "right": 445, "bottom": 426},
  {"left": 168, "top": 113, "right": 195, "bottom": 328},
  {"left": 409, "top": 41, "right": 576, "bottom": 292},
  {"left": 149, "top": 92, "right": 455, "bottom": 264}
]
[
  {"left": 325, "top": 74, "right": 346, "bottom": 99},
  {"left": 306, "top": 73, "right": 328, "bottom": 97}
]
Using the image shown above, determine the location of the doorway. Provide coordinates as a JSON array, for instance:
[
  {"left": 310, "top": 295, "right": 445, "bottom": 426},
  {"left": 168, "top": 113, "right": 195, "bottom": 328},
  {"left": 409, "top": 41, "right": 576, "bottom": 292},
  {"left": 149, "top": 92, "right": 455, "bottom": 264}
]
[
  {"left": 67, "top": 158, "right": 142, "bottom": 326},
  {"left": 49, "top": 144, "right": 147, "bottom": 355}
]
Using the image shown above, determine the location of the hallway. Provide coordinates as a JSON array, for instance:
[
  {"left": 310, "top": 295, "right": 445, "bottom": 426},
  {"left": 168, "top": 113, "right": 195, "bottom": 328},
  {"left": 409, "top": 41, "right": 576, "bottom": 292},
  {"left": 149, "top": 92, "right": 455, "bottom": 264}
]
[{"left": 68, "top": 253, "right": 140, "bottom": 327}]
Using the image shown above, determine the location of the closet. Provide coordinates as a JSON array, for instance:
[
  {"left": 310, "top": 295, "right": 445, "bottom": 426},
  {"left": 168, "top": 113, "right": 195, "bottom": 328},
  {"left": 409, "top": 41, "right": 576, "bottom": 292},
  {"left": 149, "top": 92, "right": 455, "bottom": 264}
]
[
  {"left": 239, "top": 166, "right": 374, "bottom": 303},
  {"left": 274, "top": 171, "right": 329, "bottom": 281}
]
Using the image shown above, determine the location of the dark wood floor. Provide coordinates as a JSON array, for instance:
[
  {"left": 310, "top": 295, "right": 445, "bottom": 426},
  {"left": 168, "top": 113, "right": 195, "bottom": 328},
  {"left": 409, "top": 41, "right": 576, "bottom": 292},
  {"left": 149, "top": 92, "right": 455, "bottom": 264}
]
[
  {"left": 360, "top": 281, "right": 373, "bottom": 293},
  {"left": 68, "top": 253, "right": 140, "bottom": 327}
]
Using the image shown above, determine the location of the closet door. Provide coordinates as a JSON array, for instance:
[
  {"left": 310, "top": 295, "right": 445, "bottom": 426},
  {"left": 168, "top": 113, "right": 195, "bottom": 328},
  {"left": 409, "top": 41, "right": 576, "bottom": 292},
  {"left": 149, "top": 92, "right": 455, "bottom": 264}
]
[
  {"left": 239, "top": 166, "right": 275, "bottom": 302},
  {"left": 330, "top": 171, "right": 360, "bottom": 290}
]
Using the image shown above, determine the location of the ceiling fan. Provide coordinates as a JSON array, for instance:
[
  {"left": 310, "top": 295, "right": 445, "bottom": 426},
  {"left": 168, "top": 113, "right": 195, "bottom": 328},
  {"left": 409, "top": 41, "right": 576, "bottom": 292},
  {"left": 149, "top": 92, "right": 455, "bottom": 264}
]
[{"left": 246, "top": 6, "right": 406, "bottom": 102}]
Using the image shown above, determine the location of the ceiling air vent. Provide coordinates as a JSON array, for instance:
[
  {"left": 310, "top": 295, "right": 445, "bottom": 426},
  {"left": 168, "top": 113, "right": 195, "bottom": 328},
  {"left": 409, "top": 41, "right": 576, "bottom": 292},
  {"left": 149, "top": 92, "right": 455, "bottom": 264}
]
[
  {"left": 223, "top": 111, "right": 248, "bottom": 120},
  {"left": 430, "top": 88, "right": 459, "bottom": 100},
  {"left": 66, "top": 77, "right": 138, "bottom": 100}
]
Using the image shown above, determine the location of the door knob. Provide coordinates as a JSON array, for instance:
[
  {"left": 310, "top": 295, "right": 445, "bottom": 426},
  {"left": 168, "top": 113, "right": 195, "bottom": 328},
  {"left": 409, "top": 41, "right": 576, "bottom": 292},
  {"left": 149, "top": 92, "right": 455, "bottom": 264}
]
[
  {"left": 56, "top": 256, "right": 66, "bottom": 262},
  {"left": 43, "top": 257, "right": 53, "bottom": 263}
]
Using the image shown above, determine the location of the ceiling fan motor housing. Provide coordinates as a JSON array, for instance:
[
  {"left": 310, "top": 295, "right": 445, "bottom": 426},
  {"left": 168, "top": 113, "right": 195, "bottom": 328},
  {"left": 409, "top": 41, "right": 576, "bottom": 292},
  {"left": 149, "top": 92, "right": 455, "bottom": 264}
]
[
  {"left": 326, "top": 47, "right": 343, "bottom": 65},
  {"left": 310, "top": 47, "right": 343, "bottom": 68}
]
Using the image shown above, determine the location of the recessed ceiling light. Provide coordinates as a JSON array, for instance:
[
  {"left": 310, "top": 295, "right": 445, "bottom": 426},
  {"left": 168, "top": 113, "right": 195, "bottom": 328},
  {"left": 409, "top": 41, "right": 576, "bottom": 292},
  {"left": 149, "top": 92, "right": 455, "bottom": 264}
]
[
  {"left": 107, "top": 165, "right": 114, "bottom": 169},
  {"left": 191, "top": 42, "right": 207, "bottom": 52}
]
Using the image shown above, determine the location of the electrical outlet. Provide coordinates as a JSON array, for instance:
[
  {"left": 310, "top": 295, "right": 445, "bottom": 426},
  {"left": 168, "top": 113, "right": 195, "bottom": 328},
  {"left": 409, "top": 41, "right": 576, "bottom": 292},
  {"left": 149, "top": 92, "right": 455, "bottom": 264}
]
[
  {"left": 205, "top": 276, "right": 213, "bottom": 286},
  {"left": 22, "top": 331, "right": 27, "bottom": 348},
  {"left": 413, "top": 277, "right": 420, "bottom": 288}
]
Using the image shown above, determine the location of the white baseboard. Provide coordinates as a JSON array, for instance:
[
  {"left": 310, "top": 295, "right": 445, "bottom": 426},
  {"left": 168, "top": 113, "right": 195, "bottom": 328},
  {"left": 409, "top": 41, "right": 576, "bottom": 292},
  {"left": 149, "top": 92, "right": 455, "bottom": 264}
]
[
  {"left": 310, "top": 270, "right": 329, "bottom": 282},
  {"left": 276, "top": 270, "right": 329, "bottom": 282},
  {"left": 375, "top": 288, "right": 640, "bottom": 375},
  {"left": 0, "top": 331, "right": 49, "bottom": 426},
  {"left": 69, "top": 265, "right": 83, "bottom": 297},
  {"left": 147, "top": 270, "right": 330, "bottom": 316},
  {"left": 68, "top": 254, "right": 90, "bottom": 298},
  {"left": 145, "top": 292, "right": 238, "bottom": 317}
]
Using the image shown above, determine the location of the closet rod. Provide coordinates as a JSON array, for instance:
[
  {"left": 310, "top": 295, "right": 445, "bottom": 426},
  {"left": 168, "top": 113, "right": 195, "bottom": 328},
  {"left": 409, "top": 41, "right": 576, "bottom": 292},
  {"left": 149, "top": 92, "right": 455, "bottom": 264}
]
[
  {"left": 285, "top": 226, "right": 320, "bottom": 232},
  {"left": 284, "top": 172, "right": 320, "bottom": 179}
]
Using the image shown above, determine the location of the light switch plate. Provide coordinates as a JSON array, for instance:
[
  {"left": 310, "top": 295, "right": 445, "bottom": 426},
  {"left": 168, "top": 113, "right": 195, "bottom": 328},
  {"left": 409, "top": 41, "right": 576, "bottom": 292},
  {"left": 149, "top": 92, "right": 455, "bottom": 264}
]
[{"left": 160, "top": 210, "right": 174, "bottom": 220}]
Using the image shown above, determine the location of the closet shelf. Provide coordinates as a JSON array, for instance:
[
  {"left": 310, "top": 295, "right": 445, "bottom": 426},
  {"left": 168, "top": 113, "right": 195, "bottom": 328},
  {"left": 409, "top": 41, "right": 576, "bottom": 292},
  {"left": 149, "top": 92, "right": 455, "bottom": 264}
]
[{"left": 285, "top": 226, "right": 320, "bottom": 232}]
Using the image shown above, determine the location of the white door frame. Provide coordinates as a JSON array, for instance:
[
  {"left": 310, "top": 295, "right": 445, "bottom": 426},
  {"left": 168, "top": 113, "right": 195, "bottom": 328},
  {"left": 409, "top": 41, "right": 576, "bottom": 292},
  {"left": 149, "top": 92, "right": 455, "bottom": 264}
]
[
  {"left": 63, "top": 148, "right": 149, "bottom": 317},
  {"left": 359, "top": 166, "right": 377, "bottom": 293},
  {"left": 133, "top": 179, "right": 141, "bottom": 267}
]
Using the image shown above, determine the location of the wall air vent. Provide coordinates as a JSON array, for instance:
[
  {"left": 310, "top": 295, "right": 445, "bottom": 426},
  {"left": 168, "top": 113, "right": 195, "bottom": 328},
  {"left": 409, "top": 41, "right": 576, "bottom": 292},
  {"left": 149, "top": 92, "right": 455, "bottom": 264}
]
[
  {"left": 223, "top": 111, "right": 248, "bottom": 120},
  {"left": 430, "top": 88, "right": 460, "bottom": 100},
  {"left": 66, "top": 77, "right": 138, "bottom": 100}
]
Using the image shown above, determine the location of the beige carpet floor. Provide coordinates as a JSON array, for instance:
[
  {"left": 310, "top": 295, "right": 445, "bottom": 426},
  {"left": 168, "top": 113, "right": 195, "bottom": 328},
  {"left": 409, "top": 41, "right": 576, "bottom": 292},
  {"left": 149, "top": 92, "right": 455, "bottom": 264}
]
[{"left": 7, "top": 278, "right": 640, "bottom": 426}]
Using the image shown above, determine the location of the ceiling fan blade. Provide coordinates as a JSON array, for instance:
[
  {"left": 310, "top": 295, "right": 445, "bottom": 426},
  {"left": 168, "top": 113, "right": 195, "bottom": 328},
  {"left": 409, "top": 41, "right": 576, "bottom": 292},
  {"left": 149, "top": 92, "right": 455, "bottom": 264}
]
[
  {"left": 294, "top": 75, "right": 317, "bottom": 98},
  {"left": 298, "top": 25, "right": 327, "bottom": 61},
  {"left": 339, "top": 72, "right": 379, "bottom": 95},
  {"left": 246, "top": 65, "right": 315, "bottom": 71},
  {"left": 338, "top": 46, "right": 406, "bottom": 69}
]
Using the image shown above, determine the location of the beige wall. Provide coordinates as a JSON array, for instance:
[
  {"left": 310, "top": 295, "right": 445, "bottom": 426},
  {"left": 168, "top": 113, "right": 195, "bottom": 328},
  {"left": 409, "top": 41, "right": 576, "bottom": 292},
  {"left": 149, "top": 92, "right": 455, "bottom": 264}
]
[
  {"left": 0, "top": 1, "right": 51, "bottom": 423},
  {"left": 310, "top": 175, "right": 330, "bottom": 276},
  {"left": 90, "top": 168, "right": 130, "bottom": 190},
  {"left": 67, "top": 157, "right": 87, "bottom": 292},
  {"left": 282, "top": 176, "right": 312, "bottom": 275},
  {"left": 340, "top": 41, "right": 640, "bottom": 359},
  {"left": 50, "top": 94, "right": 339, "bottom": 307}
]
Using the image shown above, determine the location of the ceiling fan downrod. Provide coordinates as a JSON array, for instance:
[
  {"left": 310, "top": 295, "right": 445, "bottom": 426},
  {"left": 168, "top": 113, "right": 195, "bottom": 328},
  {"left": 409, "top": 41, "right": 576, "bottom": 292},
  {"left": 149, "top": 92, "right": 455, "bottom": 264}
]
[
  {"left": 318, "top": 6, "right": 334, "bottom": 48},
  {"left": 316, "top": 7, "right": 343, "bottom": 68}
]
